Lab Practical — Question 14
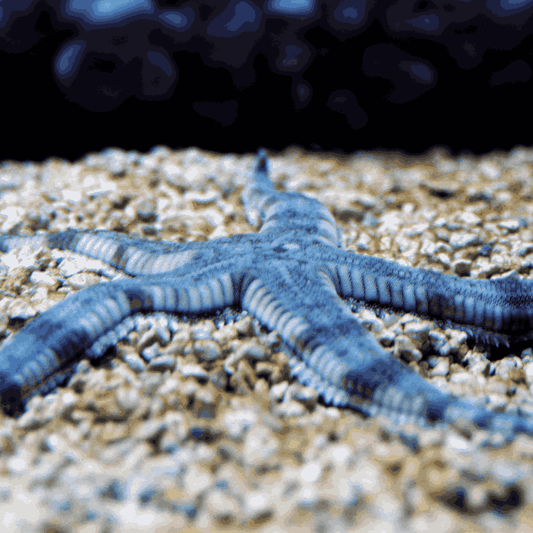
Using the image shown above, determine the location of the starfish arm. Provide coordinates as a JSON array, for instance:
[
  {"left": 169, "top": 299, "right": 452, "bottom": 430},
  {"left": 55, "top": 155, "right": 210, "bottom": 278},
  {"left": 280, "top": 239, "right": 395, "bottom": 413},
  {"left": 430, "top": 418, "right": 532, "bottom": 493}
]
[
  {"left": 0, "top": 271, "right": 243, "bottom": 416},
  {"left": 241, "top": 262, "right": 449, "bottom": 412},
  {"left": 242, "top": 150, "right": 343, "bottom": 247},
  {"left": 242, "top": 262, "right": 533, "bottom": 438},
  {"left": 0, "top": 230, "right": 258, "bottom": 277},
  {"left": 322, "top": 250, "right": 533, "bottom": 337}
]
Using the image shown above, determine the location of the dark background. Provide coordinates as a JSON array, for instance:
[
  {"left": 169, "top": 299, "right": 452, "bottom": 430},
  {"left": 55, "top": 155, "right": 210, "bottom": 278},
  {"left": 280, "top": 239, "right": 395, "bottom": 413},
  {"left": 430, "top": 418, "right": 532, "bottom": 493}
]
[{"left": 1, "top": 0, "right": 533, "bottom": 163}]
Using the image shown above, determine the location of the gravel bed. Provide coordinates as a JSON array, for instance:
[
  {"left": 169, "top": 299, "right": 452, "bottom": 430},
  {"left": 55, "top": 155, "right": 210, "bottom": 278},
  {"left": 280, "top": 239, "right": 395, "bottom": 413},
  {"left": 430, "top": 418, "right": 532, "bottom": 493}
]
[{"left": 0, "top": 146, "right": 533, "bottom": 532}]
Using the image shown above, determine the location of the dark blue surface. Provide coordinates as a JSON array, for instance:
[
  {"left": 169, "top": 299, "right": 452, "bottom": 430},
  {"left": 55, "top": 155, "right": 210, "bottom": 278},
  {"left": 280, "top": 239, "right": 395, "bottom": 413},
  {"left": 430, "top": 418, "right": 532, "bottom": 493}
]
[{"left": 1, "top": 1, "right": 532, "bottom": 161}]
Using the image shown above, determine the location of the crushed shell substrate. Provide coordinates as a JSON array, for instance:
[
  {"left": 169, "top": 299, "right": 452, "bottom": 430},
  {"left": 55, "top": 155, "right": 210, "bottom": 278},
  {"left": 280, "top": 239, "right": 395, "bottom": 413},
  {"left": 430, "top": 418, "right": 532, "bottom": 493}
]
[{"left": 0, "top": 147, "right": 533, "bottom": 531}]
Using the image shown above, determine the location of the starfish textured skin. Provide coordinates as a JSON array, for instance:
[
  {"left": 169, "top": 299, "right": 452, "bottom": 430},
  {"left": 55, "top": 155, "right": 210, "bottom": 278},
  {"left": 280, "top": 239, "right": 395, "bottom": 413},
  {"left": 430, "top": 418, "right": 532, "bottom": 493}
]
[{"left": 0, "top": 150, "right": 532, "bottom": 442}]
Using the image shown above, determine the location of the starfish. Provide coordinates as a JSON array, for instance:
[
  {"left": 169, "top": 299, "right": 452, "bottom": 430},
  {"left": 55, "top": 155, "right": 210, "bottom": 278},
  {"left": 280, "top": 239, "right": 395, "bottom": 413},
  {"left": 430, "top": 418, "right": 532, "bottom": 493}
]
[{"left": 0, "top": 149, "right": 532, "bottom": 444}]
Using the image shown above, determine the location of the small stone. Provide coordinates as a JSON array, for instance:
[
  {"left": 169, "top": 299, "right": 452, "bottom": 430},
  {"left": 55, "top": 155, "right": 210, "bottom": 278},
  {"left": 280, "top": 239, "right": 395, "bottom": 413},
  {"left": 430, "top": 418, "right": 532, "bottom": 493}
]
[
  {"left": 7, "top": 299, "right": 37, "bottom": 320},
  {"left": 516, "top": 242, "right": 533, "bottom": 257},
  {"left": 472, "top": 258, "right": 503, "bottom": 278},
  {"left": 357, "top": 309, "right": 384, "bottom": 334},
  {"left": 224, "top": 341, "right": 267, "bottom": 374},
  {"left": 148, "top": 354, "right": 177, "bottom": 371},
  {"left": 377, "top": 328, "right": 397, "bottom": 347},
  {"left": 190, "top": 321, "right": 216, "bottom": 340},
  {"left": 429, "top": 358, "right": 450, "bottom": 377},
  {"left": 185, "top": 188, "right": 221, "bottom": 206},
  {"left": 138, "top": 326, "right": 171, "bottom": 352},
  {"left": 234, "top": 316, "right": 254, "bottom": 336},
  {"left": 179, "top": 363, "right": 209, "bottom": 380},
  {"left": 452, "top": 259, "right": 472, "bottom": 276},
  {"left": 394, "top": 335, "right": 422, "bottom": 362},
  {"left": 485, "top": 379, "right": 508, "bottom": 395},
  {"left": 212, "top": 324, "right": 238, "bottom": 345},
  {"left": 183, "top": 465, "right": 213, "bottom": 497},
  {"left": 141, "top": 342, "right": 164, "bottom": 362},
  {"left": 498, "top": 219, "right": 521, "bottom": 232},
  {"left": 428, "top": 330, "right": 451, "bottom": 356},
  {"left": 448, "top": 371, "right": 476, "bottom": 385},
  {"left": 480, "top": 161, "right": 500, "bottom": 179},
  {"left": 485, "top": 393, "right": 509, "bottom": 410},
  {"left": 243, "top": 491, "right": 273, "bottom": 520},
  {"left": 523, "top": 362, "right": 533, "bottom": 382},
  {"left": 116, "top": 387, "right": 141, "bottom": 412},
  {"left": 136, "top": 418, "right": 168, "bottom": 442},
  {"left": 193, "top": 339, "right": 222, "bottom": 361},
  {"left": 136, "top": 198, "right": 157, "bottom": 222},
  {"left": 163, "top": 336, "right": 189, "bottom": 356},
  {"left": 270, "top": 381, "right": 289, "bottom": 400},
  {"left": 65, "top": 272, "right": 102, "bottom": 290},
  {"left": 242, "top": 426, "right": 280, "bottom": 467},
  {"left": 3, "top": 266, "right": 32, "bottom": 293},
  {"left": 277, "top": 400, "right": 307, "bottom": 418},
  {"left": 449, "top": 232, "right": 483, "bottom": 250},
  {"left": 122, "top": 351, "right": 147, "bottom": 373},
  {"left": 29, "top": 271, "right": 60, "bottom": 289},
  {"left": 205, "top": 491, "right": 240, "bottom": 524},
  {"left": 222, "top": 410, "right": 258, "bottom": 440},
  {"left": 457, "top": 212, "right": 481, "bottom": 226},
  {"left": 57, "top": 258, "right": 83, "bottom": 277}
]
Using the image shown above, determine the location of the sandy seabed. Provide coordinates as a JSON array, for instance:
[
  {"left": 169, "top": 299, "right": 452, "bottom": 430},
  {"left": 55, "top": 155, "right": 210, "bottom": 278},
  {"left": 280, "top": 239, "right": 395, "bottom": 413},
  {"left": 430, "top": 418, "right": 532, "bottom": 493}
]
[{"left": 0, "top": 145, "right": 533, "bottom": 532}]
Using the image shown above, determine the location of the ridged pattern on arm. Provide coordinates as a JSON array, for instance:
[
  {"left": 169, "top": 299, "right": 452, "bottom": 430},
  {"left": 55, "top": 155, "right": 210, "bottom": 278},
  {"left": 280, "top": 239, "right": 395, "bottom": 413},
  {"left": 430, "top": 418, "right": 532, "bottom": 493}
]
[
  {"left": 322, "top": 251, "right": 533, "bottom": 336},
  {"left": 242, "top": 149, "right": 343, "bottom": 247},
  {"left": 0, "top": 272, "right": 241, "bottom": 415}
]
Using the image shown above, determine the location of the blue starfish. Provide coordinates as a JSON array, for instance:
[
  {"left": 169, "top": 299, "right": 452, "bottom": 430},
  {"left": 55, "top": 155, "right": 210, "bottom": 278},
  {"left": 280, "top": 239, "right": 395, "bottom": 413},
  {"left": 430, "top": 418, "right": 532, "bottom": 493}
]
[{"left": 0, "top": 150, "right": 532, "bottom": 444}]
